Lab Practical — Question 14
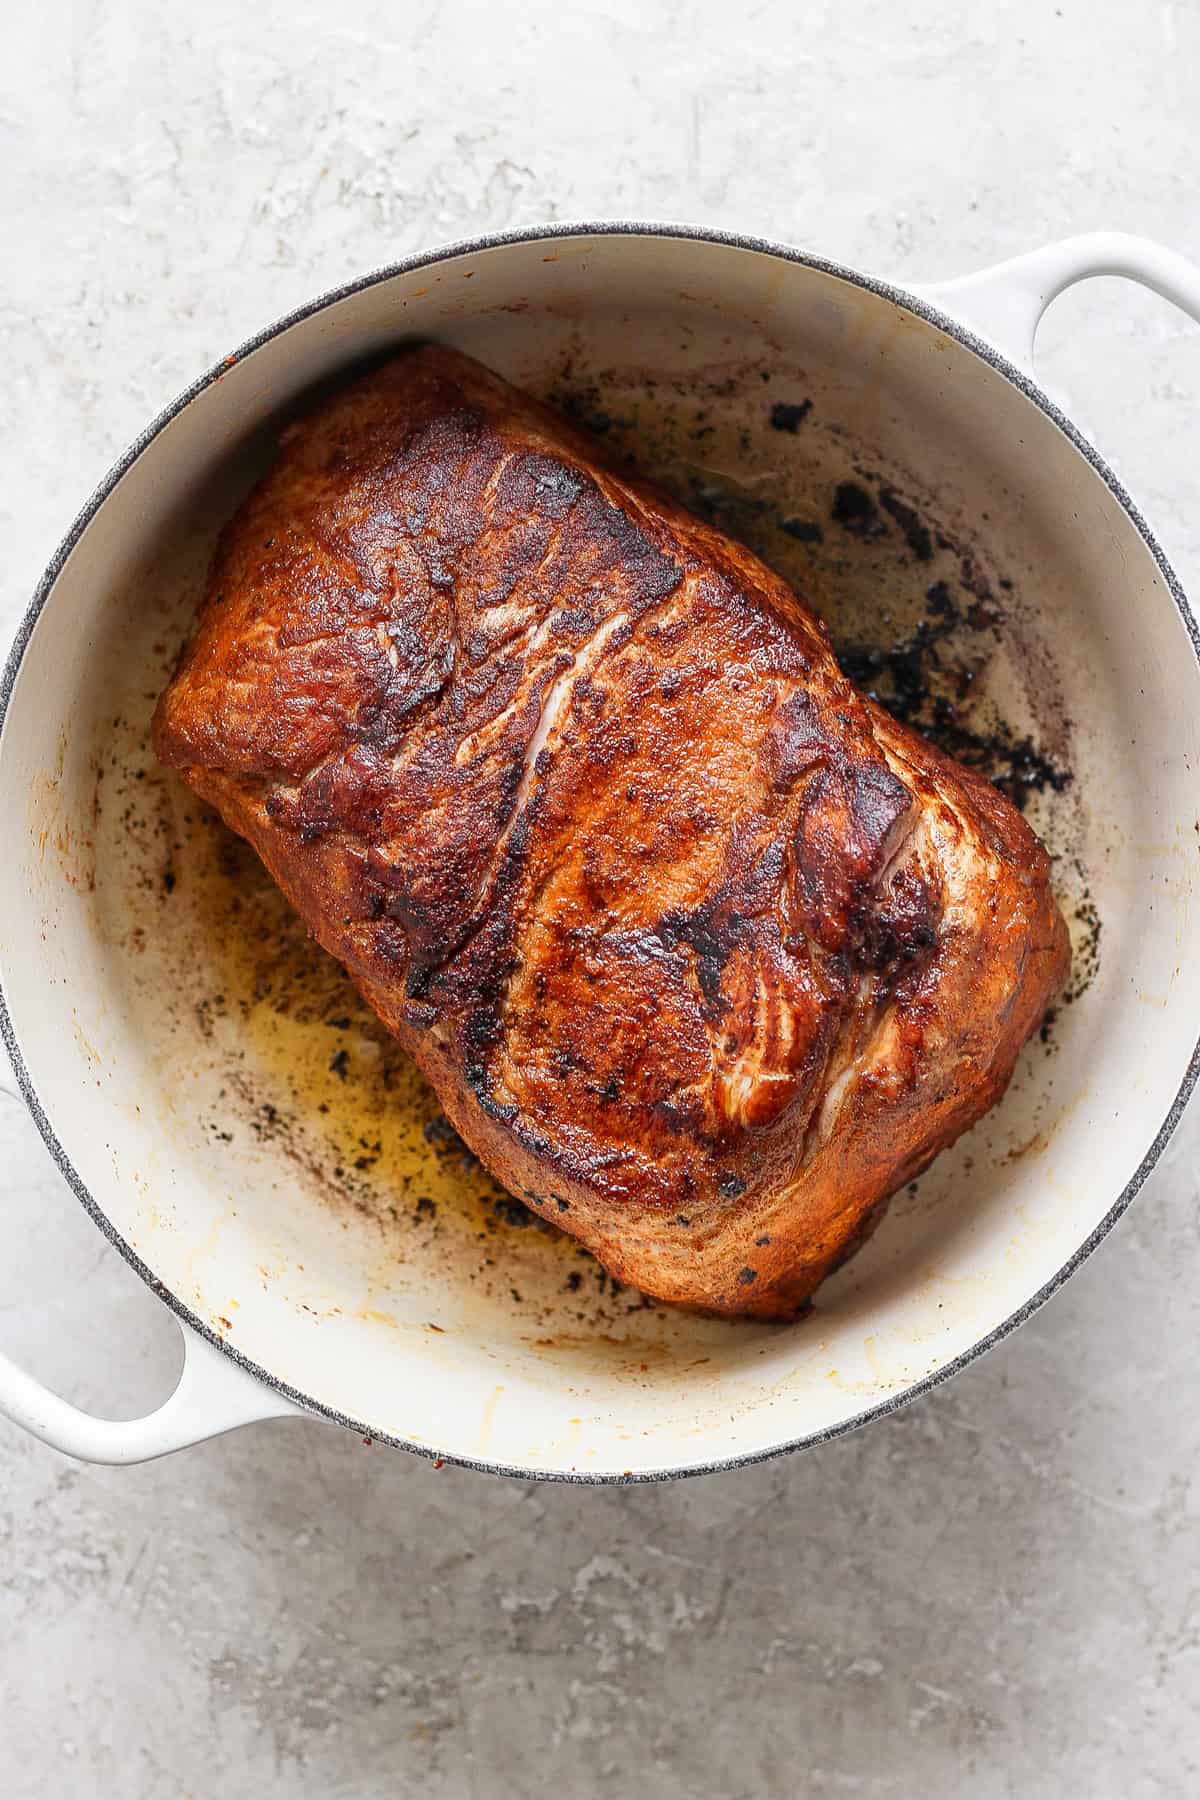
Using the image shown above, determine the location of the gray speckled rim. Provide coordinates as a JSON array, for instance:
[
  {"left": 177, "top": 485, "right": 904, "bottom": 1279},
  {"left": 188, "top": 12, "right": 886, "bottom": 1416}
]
[{"left": 3, "top": 219, "right": 1199, "bottom": 1485}]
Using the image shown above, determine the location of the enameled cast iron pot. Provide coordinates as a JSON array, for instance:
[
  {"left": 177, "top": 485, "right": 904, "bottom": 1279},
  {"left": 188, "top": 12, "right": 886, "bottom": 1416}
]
[{"left": 2, "top": 225, "right": 1199, "bottom": 1481}]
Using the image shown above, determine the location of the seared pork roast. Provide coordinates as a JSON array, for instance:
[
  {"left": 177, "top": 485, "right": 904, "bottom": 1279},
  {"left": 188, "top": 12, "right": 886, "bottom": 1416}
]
[{"left": 154, "top": 347, "right": 1069, "bottom": 1318}]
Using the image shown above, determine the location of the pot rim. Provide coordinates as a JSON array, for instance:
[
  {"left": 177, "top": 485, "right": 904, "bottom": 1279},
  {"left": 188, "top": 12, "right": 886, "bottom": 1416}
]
[{"left": 3, "top": 216, "right": 1198, "bottom": 1484}]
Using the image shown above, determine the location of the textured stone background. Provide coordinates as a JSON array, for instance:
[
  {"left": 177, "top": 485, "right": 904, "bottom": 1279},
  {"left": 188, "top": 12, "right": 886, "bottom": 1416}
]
[{"left": 2, "top": 3, "right": 1199, "bottom": 1795}]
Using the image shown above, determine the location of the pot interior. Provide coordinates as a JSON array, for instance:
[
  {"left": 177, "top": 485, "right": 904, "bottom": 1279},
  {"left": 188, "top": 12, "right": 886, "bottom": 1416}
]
[{"left": 3, "top": 231, "right": 1196, "bottom": 1476}]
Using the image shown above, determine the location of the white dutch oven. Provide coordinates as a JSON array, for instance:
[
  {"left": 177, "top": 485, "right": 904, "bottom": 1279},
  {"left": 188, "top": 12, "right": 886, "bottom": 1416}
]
[{"left": 2, "top": 226, "right": 1199, "bottom": 1480}]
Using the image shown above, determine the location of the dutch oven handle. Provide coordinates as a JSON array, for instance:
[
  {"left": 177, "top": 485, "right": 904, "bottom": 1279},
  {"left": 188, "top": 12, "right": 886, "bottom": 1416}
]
[
  {"left": 909, "top": 230, "right": 1200, "bottom": 372},
  {"left": 0, "top": 1314, "right": 300, "bottom": 1465}
]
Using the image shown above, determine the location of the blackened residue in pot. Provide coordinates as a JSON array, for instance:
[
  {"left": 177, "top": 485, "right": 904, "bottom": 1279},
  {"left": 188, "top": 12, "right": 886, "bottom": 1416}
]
[
  {"left": 549, "top": 383, "right": 628, "bottom": 441},
  {"left": 835, "top": 562, "right": 1071, "bottom": 815},
  {"left": 831, "top": 481, "right": 931, "bottom": 561},
  {"left": 1062, "top": 884, "right": 1102, "bottom": 1004},
  {"left": 649, "top": 458, "right": 1072, "bottom": 817},
  {"left": 546, "top": 364, "right": 653, "bottom": 449},
  {"left": 769, "top": 399, "right": 813, "bottom": 433},
  {"left": 781, "top": 517, "right": 824, "bottom": 543},
  {"left": 831, "top": 480, "right": 888, "bottom": 540},
  {"left": 877, "top": 488, "right": 934, "bottom": 562}
]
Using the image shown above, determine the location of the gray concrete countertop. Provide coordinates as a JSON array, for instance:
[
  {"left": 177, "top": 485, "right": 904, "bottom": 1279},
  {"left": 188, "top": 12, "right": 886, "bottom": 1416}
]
[{"left": 2, "top": 3, "right": 1198, "bottom": 1795}]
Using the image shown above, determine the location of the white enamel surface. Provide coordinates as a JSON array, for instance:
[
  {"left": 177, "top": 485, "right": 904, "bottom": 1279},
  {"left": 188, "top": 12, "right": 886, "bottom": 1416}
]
[{"left": 1, "top": 229, "right": 1198, "bottom": 1475}]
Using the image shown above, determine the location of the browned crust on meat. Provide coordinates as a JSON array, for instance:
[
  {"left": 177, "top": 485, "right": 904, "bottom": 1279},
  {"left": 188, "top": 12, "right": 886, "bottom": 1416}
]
[{"left": 153, "top": 345, "right": 1070, "bottom": 1319}]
